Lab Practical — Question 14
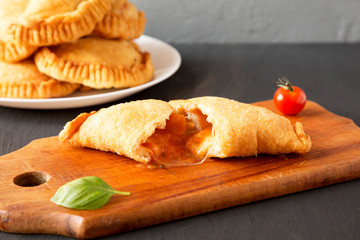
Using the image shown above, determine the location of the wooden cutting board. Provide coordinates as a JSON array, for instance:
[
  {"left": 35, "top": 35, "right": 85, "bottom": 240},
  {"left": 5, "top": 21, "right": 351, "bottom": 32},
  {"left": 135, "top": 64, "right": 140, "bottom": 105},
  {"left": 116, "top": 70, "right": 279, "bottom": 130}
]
[{"left": 1, "top": 100, "right": 360, "bottom": 239}]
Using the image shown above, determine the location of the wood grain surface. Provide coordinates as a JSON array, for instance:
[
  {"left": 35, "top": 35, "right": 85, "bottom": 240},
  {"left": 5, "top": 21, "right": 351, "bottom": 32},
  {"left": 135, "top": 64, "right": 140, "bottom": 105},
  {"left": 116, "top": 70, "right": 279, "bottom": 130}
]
[{"left": 0, "top": 100, "right": 360, "bottom": 239}]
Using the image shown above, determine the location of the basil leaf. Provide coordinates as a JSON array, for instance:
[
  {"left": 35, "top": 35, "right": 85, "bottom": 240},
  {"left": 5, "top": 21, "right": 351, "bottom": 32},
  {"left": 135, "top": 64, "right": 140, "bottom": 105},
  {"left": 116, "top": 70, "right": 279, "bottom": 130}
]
[{"left": 51, "top": 176, "right": 130, "bottom": 210}]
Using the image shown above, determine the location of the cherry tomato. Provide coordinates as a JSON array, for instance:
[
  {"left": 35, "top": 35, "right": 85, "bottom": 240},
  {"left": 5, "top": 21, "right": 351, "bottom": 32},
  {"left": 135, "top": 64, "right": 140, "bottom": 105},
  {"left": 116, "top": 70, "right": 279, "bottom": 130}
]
[{"left": 273, "top": 77, "right": 307, "bottom": 115}]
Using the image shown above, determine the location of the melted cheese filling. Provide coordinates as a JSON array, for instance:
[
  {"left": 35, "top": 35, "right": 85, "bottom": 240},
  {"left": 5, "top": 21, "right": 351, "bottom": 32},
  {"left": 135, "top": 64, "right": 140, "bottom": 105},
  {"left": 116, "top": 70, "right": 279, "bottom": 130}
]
[{"left": 142, "top": 111, "right": 213, "bottom": 167}]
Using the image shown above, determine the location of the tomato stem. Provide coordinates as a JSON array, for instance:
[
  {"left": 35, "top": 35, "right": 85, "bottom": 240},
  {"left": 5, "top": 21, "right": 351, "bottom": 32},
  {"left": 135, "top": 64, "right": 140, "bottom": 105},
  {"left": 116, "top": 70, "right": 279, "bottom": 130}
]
[{"left": 277, "top": 77, "right": 294, "bottom": 92}]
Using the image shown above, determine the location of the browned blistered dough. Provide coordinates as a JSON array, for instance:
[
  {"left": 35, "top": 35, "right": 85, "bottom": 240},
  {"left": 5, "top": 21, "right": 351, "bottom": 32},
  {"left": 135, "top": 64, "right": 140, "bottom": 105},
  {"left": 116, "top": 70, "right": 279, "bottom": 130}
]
[
  {"left": 169, "top": 97, "right": 312, "bottom": 158},
  {"left": 9, "top": 0, "right": 112, "bottom": 46},
  {"left": 34, "top": 37, "right": 154, "bottom": 89},
  {"left": 59, "top": 97, "right": 312, "bottom": 164},
  {"left": 0, "top": 0, "right": 37, "bottom": 62},
  {"left": 0, "top": 59, "right": 80, "bottom": 98},
  {"left": 93, "top": 0, "right": 146, "bottom": 39},
  {"left": 59, "top": 100, "right": 173, "bottom": 163}
]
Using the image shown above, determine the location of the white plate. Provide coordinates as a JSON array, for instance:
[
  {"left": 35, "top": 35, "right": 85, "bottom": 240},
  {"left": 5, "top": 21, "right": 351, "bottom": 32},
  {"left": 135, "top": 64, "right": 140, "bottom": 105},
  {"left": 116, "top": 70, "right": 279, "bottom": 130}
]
[{"left": 0, "top": 35, "right": 181, "bottom": 110}]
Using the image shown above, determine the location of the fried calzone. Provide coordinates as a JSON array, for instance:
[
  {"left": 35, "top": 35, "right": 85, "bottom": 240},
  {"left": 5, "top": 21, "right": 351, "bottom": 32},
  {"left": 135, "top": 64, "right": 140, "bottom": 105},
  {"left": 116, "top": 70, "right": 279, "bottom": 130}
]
[{"left": 59, "top": 97, "right": 312, "bottom": 165}]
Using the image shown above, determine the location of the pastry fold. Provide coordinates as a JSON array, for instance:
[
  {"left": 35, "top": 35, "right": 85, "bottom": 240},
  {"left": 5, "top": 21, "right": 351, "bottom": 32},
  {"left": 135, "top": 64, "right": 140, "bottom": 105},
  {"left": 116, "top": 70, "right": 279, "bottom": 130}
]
[
  {"left": 0, "top": 41, "right": 37, "bottom": 63},
  {"left": 169, "top": 97, "right": 311, "bottom": 158},
  {"left": 34, "top": 37, "right": 154, "bottom": 89},
  {"left": 59, "top": 97, "right": 312, "bottom": 164},
  {"left": 93, "top": 0, "right": 146, "bottom": 39},
  {"left": 0, "top": 0, "right": 38, "bottom": 62},
  {"left": 0, "top": 59, "right": 80, "bottom": 98},
  {"left": 9, "top": 0, "right": 112, "bottom": 46},
  {"left": 59, "top": 100, "right": 173, "bottom": 163}
]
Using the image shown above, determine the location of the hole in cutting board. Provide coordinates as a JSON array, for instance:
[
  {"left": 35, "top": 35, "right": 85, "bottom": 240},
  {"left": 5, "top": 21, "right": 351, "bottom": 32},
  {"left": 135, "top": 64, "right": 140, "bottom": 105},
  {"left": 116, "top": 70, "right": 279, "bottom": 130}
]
[{"left": 13, "top": 171, "right": 50, "bottom": 187}]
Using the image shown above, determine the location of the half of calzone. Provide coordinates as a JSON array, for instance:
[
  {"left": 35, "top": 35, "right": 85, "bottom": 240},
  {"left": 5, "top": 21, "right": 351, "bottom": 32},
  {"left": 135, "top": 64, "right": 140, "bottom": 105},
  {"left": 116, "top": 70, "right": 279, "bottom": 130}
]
[{"left": 59, "top": 97, "right": 312, "bottom": 166}]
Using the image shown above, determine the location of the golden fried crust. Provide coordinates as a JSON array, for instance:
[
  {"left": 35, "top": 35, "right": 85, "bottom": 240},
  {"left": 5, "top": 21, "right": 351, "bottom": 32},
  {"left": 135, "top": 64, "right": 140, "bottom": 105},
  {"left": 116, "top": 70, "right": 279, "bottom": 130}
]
[
  {"left": 59, "top": 97, "right": 312, "bottom": 164},
  {"left": 0, "top": 0, "right": 38, "bottom": 62},
  {"left": 34, "top": 37, "right": 154, "bottom": 89},
  {"left": 9, "top": 0, "right": 112, "bottom": 46},
  {"left": 169, "top": 97, "right": 312, "bottom": 157},
  {"left": 0, "top": 41, "right": 37, "bottom": 63},
  {"left": 0, "top": 60, "right": 80, "bottom": 98},
  {"left": 93, "top": 0, "right": 146, "bottom": 39},
  {"left": 59, "top": 100, "right": 173, "bottom": 163}
]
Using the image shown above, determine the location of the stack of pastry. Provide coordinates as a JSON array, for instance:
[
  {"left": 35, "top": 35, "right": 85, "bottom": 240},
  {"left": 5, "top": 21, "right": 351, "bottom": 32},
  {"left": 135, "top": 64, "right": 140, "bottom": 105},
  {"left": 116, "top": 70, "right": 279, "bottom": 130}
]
[{"left": 0, "top": 0, "right": 153, "bottom": 99}]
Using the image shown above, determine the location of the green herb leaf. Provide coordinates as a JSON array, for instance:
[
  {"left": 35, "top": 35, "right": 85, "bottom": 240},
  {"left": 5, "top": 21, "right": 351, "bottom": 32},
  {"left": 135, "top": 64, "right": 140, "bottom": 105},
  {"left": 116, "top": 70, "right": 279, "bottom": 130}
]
[{"left": 50, "top": 176, "right": 130, "bottom": 210}]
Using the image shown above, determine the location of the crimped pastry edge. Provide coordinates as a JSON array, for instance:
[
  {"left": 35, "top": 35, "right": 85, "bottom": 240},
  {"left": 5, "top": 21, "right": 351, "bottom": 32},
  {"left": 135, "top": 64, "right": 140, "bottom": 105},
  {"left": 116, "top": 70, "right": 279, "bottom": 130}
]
[
  {"left": 0, "top": 78, "right": 80, "bottom": 98},
  {"left": 9, "top": 0, "right": 112, "bottom": 46},
  {"left": 93, "top": 2, "right": 146, "bottom": 39},
  {"left": 34, "top": 46, "right": 154, "bottom": 89},
  {"left": 0, "top": 40, "right": 38, "bottom": 63}
]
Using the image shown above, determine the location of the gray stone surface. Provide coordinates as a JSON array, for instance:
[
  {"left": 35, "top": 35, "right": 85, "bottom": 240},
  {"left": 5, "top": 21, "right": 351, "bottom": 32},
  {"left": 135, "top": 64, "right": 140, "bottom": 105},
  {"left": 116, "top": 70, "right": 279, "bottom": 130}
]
[{"left": 133, "top": 0, "right": 360, "bottom": 43}]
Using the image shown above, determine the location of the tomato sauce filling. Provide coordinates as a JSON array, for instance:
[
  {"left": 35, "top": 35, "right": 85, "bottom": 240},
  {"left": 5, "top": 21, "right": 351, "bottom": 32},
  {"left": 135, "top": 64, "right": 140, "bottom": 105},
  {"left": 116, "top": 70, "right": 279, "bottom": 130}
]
[{"left": 142, "top": 111, "right": 213, "bottom": 167}]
